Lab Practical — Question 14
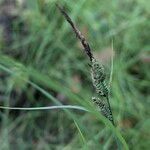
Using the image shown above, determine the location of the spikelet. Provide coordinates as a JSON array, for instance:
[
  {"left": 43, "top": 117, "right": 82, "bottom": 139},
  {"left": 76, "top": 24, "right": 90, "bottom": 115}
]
[
  {"left": 91, "top": 58, "right": 109, "bottom": 97},
  {"left": 92, "top": 97, "right": 114, "bottom": 123},
  {"left": 91, "top": 58, "right": 105, "bottom": 81}
]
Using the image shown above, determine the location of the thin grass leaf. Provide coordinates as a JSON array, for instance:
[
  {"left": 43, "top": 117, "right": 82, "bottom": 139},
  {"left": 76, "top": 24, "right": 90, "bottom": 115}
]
[
  {"left": 74, "top": 120, "right": 87, "bottom": 149},
  {"left": 0, "top": 105, "right": 88, "bottom": 111}
]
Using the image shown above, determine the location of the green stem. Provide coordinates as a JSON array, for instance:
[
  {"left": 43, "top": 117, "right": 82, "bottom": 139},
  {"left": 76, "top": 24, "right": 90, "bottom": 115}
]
[
  {"left": 106, "top": 96, "right": 123, "bottom": 150},
  {"left": 106, "top": 95, "right": 115, "bottom": 126}
]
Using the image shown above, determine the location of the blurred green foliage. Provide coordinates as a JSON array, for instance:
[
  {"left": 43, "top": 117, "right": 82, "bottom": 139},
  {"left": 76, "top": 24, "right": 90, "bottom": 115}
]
[{"left": 0, "top": 0, "right": 149, "bottom": 149}]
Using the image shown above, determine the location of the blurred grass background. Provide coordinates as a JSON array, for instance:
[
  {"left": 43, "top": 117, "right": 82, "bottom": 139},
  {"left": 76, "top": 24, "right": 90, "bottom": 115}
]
[{"left": 0, "top": 0, "right": 149, "bottom": 149}]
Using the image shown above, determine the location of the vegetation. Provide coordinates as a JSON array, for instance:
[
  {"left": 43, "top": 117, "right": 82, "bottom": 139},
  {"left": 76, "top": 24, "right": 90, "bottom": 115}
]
[{"left": 0, "top": 0, "right": 149, "bottom": 149}]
